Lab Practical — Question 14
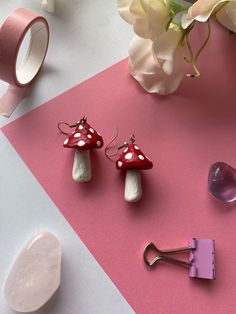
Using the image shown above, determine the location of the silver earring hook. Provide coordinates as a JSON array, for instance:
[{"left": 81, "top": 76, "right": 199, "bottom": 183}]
[
  {"left": 105, "top": 129, "right": 136, "bottom": 160},
  {"left": 57, "top": 116, "right": 87, "bottom": 135},
  {"left": 105, "top": 127, "right": 123, "bottom": 160},
  {"left": 57, "top": 121, "right": 74, "bottom": 135}
]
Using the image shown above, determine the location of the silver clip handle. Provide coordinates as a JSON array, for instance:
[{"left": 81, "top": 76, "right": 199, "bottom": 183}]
[{"left": 143, "top": 242, "right": 191, "bottom": 268}]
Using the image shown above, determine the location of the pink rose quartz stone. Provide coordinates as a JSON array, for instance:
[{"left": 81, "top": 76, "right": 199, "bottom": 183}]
[{"left": 4, "top": 232, "right": 61, "bottom": 312}]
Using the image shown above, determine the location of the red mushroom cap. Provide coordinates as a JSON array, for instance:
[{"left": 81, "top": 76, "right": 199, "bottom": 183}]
[
  {"left": 63, "top": 118, "right": 103, "bottom": 150},
  {"left": 116, "top": 143, "right": 153, "bottom": 170}
]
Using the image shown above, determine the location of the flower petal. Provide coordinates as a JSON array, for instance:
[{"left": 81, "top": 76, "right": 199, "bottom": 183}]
[
  {"left": 181, "top": 12, "right": 195, "bottom": 29},
  {"left": 182, "top": 0, "right": 229, "bottom": 28},
  {"left": 128, "top": 0, "right": 170, "bottom": 39},
  {"left": 146, "top": 0, "right": 171, "bottom": 40},
  {"left": 152, "top": 25, "right": 183, "bottom": 75},
  {"left": 130, "top": 0, "right": 150, "bottom": 38},
  {"left": 216, "top": 2, "right": 236, "bottom": 32},
  {"left": 117, "top": 0, "right": 135, "bottom": 24},
  {"left": 129, "top": 35, "right": 157, "bottom": 74},
  {"left": 128, "top": 36, "right": 185, "bottom": 94}
]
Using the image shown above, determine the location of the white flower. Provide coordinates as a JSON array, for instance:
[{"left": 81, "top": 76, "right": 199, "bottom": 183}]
[
  {"left": 118, "top": 0, "right": 171, "bottom": 40},
  {"left": 216, "top": 1, "right": 236, "bottom": 32},
  {"left": 118, "top": 0, "right": 187, "bottom": 94},
  {"left": 118, "top": 0, "right": 135, "bottom": 24},
  {"left": 129, "top": 25, "right": 185, "bottom": 95},
  {"left": 182, "top": 0, "right": 236, "bottom": 32}
]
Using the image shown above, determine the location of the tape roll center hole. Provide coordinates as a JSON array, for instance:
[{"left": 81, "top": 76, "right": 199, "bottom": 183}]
[{"left": 16, "top": 21, "right": 48, "bottom": 85}]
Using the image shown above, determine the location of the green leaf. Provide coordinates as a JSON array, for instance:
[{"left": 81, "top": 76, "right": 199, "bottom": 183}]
[{"left": 170, "top": 1, "right": 187, "bottom": 15}]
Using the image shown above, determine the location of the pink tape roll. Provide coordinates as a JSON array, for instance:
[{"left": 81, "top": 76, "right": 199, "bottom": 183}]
[{"left": 0, "top": 8, "right": 49, "bottom": 117}]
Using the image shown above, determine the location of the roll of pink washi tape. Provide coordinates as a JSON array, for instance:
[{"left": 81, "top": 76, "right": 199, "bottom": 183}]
[{"left": 0, "top": 8, "right": 49, "bottom": 117}]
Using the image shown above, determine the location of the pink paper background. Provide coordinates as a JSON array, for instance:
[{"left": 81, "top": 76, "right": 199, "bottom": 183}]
[{"left": 3, "top": 23, "right": 236, "bottom": 313}]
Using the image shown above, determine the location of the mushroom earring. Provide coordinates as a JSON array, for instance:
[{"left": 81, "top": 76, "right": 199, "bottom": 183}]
[
  {"left": 58, "top": 117, "right": 104, "bottom": 182},
  {"left": 106, "top": 133, "right": 153, "bottom": 202}
]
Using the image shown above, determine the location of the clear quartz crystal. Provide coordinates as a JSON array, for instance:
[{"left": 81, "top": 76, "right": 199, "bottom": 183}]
[{"left": 208, "top": 162, "right": 236, "bottom": 203}]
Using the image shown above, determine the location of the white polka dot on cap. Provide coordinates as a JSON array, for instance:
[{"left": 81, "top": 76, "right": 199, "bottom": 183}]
[
  {"left": 138, "top": 155, "right": 145, "bottom": 160},
  {"left": 96, "top": 141, "right": 102, "bottom": 147},
  {"left": 118, "top": 161, "right": 123, "bottom": 168},
  {"left": 125, "top": 152, "right": 132, "bottom": 160},
  {"left": 78, "top": 140, "right": 85, "bottom": 147}
]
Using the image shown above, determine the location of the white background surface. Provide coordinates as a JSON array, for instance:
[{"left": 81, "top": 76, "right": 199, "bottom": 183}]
[
  {"left": 0, "top": 1, "right": 134, "bottom": 313},
  {"left": 0, "top": 0, "right": 132, "bottom": 127}
]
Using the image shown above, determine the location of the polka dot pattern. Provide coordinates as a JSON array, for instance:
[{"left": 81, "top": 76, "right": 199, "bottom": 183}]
[
  {"left": 116, "top": 143, "right": 153, "bottom": 170},
  {"left": 78, "top": 140, "right": 85, "bottom": 147},
  {"left": 125, "top": 152, "right": 132, "bottom": 160},
  {"left": 63, "top": 121, "right": 103, "bottom": 150}
]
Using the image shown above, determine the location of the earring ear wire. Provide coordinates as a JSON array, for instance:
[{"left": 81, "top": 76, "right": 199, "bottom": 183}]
[
  {"left": 105, "top": 127, "right": 120, "bottom": 160},
  {"left": 57, "top": 121, "right": 73, "bottom": 135},
  {"left": 105, "top": 129, "right": 136, "bottom": 160},
  {"left": 57, "top": 117, "right": 87, "bottom": 135}
]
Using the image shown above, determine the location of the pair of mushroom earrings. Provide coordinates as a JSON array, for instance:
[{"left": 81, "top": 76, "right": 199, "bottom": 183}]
[{"left": 58, "top": 117, "right": 153, "bottom": 202}]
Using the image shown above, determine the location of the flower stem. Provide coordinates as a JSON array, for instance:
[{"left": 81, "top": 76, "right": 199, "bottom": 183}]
[
  {"left": 186, "top": 19, "right": 211, "bottom": 78},
  {"left": 195, "top": 19, "right": 211, "bottom": 62}
]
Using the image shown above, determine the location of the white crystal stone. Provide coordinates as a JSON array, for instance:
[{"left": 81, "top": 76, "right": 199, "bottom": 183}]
[
  {"left": 4, "top": 232, "right": 61, "bottom": 313},
  {"left": 41, "top": 0, "right": 55, "bottom": 13}
]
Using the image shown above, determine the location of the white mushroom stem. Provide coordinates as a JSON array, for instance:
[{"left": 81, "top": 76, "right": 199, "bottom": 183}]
[
  {"left": 124, "top": 170, "right": 142, "bottom": 202},
  {"left": 72, "top": 150, "right": 91, "bottom": 182}
]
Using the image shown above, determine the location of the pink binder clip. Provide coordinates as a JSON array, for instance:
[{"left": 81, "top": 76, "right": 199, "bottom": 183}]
[{"left": 143, "top": 238, "right": 216, "bottom": 280}]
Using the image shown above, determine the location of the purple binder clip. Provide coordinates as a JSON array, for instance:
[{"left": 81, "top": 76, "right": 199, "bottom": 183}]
[{"left": 143, "top": 238, "right": 216, "bottom": 280}]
